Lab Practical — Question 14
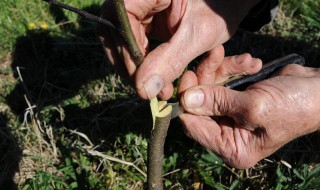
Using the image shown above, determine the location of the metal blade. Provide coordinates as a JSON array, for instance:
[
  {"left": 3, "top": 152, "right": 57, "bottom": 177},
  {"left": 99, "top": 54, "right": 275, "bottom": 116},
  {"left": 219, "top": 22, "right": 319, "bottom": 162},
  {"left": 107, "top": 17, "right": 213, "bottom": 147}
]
[{"left": 167, "top": 102, "right": 185, "bottom": 119}]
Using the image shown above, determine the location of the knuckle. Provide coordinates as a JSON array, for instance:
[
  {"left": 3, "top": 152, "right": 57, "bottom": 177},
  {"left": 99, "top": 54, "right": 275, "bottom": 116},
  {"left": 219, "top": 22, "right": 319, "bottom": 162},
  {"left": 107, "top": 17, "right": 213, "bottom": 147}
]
[
  {"left": 278, "top": 64, "right": 305, "bottom": 76},
  {"left": 208, "top": 87, "right": 234, "bottom": 115},
  {"left": 239, "top": 53, "right": 252, "bottom": 64},
  {"left": 168, "top": 57, "right": 185, "bottom": 79},
  {"left": 243, "top": 95, "right": 266, "bottom": 123},
  {"left": 312, "top": 68, "right": 320, "bottom": 77}
]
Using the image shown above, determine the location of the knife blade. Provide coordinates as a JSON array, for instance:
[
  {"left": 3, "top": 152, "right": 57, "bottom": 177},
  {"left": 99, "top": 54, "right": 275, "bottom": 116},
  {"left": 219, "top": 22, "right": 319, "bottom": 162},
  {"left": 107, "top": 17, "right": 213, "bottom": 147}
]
[{"left": 166, "top": 54, "right": 305, "bottom": 119}]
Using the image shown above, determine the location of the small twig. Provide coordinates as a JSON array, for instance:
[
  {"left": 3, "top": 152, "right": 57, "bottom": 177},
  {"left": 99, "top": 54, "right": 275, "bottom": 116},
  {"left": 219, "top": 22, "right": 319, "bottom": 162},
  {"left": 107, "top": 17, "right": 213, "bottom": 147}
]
[
  {"left": 16, "top": 67, "right": 34, "bottom": 104},
  {"left": 69, "top": 129, "right": 94, "bottom": 147},
  {"left": 163, "top": 169, "right": 181, "bottom": 177},
  {"left": 70, "top": 130, "right": 147, "bottom": 177},
  {"left": 42, "top": 0, "right": 116, "bottom": 30},
  {"left": 85, "top": 148, "right": 147, "bottom": 178}
]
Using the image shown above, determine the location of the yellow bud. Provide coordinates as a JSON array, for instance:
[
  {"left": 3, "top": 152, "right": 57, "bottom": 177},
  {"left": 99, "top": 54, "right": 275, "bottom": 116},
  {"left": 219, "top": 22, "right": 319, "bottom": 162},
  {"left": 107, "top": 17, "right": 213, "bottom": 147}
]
[
  {"left": 27, "top": 23, "right": 36, "bottom": 30},
  {"left": 39, "top": 22, "right": 49, "bottom": 30}
]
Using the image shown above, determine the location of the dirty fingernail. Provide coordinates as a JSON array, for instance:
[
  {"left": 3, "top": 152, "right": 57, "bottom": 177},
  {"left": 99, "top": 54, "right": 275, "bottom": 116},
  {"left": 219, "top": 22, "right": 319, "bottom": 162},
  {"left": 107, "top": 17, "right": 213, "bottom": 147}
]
[
  {"left": 144, "top": 75, "right": 164, "bottom": 99},
  {"left": 184, "top": 89, "right": 204, "bottom": 109}
]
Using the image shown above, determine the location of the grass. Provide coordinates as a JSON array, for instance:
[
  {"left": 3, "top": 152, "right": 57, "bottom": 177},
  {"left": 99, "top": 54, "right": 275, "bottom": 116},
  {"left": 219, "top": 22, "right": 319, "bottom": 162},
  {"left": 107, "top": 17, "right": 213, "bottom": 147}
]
[{"left": 0, "top": 0, "right": 320, "bottom": 189}]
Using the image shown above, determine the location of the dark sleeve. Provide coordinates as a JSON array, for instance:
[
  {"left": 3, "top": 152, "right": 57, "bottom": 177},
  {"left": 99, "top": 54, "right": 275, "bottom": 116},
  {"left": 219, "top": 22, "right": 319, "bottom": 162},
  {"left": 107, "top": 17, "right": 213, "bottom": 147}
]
[{"left": 239, "top": 0, "right": 279, "bottom": 32}]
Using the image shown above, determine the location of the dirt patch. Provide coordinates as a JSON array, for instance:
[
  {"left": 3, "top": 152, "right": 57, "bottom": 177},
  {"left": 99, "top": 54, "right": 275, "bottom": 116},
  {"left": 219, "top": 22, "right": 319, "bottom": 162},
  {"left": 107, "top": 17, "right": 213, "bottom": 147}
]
[
  {"left": 0, "top": 53, "right": 12, "bottom": 68},
  {"left": 0, "top": 53, "right": 16, "bottom": 96}
]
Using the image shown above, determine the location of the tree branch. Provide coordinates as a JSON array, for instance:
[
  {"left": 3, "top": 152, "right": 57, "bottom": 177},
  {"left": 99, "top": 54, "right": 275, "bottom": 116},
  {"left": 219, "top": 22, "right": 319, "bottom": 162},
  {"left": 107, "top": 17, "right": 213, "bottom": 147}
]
[
  {"left": 149, "top": 99, "right": 172, "bottom": 189},
  {"left": 148, "top": 113, "right": 171, "bottom": 190},
  {"left": 113, "top": 0, "right": 144, "bottom": 66},
  {"left": 42, "top": 0, "right": 143, "bottom": 66},
  {"left": 42, "top": 0, "right": 116, "bottom": 30}
]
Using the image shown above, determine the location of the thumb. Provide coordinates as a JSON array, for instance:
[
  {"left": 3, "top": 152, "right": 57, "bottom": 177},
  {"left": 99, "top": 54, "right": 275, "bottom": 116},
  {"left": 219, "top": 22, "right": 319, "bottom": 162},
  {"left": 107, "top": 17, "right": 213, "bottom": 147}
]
[
  {"left": 180, "top": 85, "right": 247, "bottom": 117},
  {"left": 135, "top": 12, "right": 227, "bottom": 99},
  {"left": 135, "top": 30, "right": 221, "bottom": 99},
  {"left": 135, "top": 40, "right": 193, "bottom": 99}
]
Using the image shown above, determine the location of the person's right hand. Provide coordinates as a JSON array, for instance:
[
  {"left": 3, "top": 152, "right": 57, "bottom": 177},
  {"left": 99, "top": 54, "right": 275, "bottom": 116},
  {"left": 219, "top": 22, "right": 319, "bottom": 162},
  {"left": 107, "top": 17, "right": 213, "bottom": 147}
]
[
  {"left": 98, "top": 0, "right": 260, "bottom": 100},
  {"left": 178, "top": 64, "right": 320, "bottom": 168}
]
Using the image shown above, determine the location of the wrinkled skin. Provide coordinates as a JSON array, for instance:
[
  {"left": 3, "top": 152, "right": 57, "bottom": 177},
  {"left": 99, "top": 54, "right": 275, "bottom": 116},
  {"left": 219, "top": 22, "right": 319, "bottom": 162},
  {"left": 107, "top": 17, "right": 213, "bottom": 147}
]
[
  {"left": 98, "top": 0, "right": 320, "bottom": 169},
  {"left": 179, "top": 64, "right": 320, "bottom": 168},
  {"left": 98, "top": 0, "right": 259, "bottom": 100}
]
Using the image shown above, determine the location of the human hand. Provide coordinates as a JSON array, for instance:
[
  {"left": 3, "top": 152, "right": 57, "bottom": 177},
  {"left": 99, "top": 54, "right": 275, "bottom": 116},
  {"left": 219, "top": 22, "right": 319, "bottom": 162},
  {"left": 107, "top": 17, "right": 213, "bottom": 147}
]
[
  {"left": 178, "top": 64, "right": 320, "bottom": 168},
  {"left": 98, "top": 0, "right": 260, "bottom": 100}
]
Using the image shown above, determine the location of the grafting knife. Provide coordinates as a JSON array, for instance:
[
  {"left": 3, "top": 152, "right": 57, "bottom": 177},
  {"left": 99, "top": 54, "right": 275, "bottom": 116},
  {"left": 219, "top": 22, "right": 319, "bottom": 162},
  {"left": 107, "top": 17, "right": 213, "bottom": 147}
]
[{"left": 167, "top": 53, "right": 305, "bottom": 119}]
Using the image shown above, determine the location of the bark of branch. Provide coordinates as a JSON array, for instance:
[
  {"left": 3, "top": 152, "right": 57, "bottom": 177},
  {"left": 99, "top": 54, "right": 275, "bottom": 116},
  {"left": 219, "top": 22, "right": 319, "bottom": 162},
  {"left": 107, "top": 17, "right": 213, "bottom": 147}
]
[
  {"left": 113, "top": 0, "right": 144, "bottom": 66},
  {"left": 148, "top": 113, "right": 171, "bottom": 190}
]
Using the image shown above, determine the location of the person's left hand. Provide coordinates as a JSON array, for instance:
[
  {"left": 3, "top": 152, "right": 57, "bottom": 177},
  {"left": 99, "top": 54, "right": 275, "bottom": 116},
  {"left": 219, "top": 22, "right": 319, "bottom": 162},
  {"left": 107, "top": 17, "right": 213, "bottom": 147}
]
[{"left": 178, "top": 63, "right": 320, "bottom": 169}]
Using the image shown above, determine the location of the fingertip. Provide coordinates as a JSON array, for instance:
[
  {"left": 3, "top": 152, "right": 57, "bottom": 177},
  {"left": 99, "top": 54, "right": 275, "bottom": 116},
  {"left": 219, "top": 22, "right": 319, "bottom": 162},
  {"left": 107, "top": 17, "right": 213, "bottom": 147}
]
[
  {"left": 249, "top": 58, "right": 263, "bottom": 74},
  {"left": 177, "top": 71, "right": 198, "bottom": 94},
  {"left": 180, "top": 85, "right": 206, "bottom": 115},
  {"left": 231, "top": 53, "right": 253, "bottom": 73},
  {"left": 218, "top": 53, "right": 262, "bottom": 78},
  {"left": 135, "top": 42, "right": 185, "bottom": 100},
  {"left": 158, "top": 84, "right": 174, "bottom": 100},
  {"left": 235, "top": 53, "right": 252, "bottom": 66},
  {"left": 136, "top": 74, "right": 165, "bottom": 100},
  {"left": 180, "top": 84, "right": 244, "bottom": 117},
  {"left": 182, "top": 88, "right": 205, "bottom": 110},
  {"left": 196, "top": 45, "right": 225, "bottom": 85}
]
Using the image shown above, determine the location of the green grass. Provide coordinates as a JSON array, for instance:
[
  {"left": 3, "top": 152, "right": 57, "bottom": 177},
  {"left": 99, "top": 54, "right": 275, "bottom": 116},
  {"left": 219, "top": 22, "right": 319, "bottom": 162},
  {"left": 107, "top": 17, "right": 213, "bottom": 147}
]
[
  {"left": 259, "top": 0, "right": 320, "bottom": 44},
  {"left": 0, "top": 0, "right": 320, "bottom": 189},
  {"left": 0, "top": 0, "right": 96, "bottom": 56}
]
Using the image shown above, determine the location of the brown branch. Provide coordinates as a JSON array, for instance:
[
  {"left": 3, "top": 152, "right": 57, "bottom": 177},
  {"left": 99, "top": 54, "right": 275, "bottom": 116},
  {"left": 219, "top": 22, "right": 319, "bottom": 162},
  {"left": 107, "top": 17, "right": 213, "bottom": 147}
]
[
  {"left": 112, "top": 0, "right": 144, "bottom": 66},
  {"left": 43, "top": 0, "right": 144, "bottom": 66},
  {"left": 42, "top": 0, "right": 116, "bottom": 30},
  {"left": 149, "top": 99, "right": 173, "bottom": 189},
  {"left": 148, "top": 114, "right": 171, "bottom": 190}
]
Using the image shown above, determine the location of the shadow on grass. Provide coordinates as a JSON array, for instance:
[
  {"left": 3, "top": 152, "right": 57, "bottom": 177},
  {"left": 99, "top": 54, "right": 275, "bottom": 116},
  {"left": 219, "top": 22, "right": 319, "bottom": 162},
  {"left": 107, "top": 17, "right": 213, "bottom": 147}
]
[
  {"left": 7, "top": 18, "right": 107, "bottom": 114},
  {"left": 0, "top": 114, "right": 22, "bottom": 190},
  {"left": 225, "top": 29, "right": 320, "bottom": 68},
  {"left": 3, "top": 3, "right": 320, "bottom": 188}
]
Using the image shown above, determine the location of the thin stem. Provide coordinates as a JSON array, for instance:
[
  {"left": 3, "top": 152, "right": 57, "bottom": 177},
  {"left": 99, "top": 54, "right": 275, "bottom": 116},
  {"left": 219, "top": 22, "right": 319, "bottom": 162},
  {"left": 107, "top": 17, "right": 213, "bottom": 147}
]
[
  {"left": 113, "top": 0, "right": 144, "bottom": 66},
  {"left": 42, "top": 0, "right": 116, "bottom": 30},
  {"left": 43, "top": 0, "right": 144, "bottom": 66}
]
